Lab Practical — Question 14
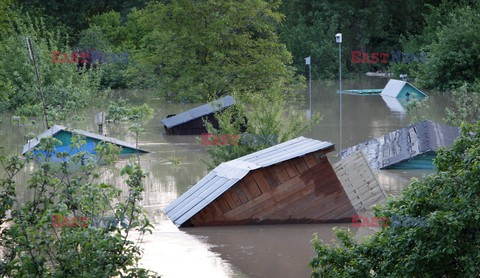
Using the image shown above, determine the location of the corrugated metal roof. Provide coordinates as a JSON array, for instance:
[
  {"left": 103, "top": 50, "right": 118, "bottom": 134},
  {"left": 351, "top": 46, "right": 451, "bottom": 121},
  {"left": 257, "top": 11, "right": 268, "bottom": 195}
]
[
  {"left": 334, "top": 151, "right": 387, "bottom": 216},
  {"left": 161, "top": 95, "right": 236, "bottom": 128},
  {"left": 339, "top": 120, "right": 460, "bottom": 169},
  {"left": 381, "top": 79, "right": 427, "bottom": 98},
  {"left": 164, "top": 136, "right": 334, "bottom": 227},
  {"left": 22, "top": 125, "right": 148, "bottom": 155}
]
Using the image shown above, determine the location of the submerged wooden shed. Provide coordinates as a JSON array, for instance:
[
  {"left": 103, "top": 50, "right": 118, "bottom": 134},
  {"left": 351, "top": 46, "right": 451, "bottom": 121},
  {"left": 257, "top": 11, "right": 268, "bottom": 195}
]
[
  {"left": 381, "top": 79, "right": 427, "bottom": 100},
  {"left": 22, "top": 125, "right": 148, "bottom": 162},
  {"left": 161, "top": 95, "right": 235, "bottom": 135},
  {"left": 340, "top": 120, "right": 460, "bottom": 169},
  {"left": 165, "top": 137, "right": 386, "bottom": 227}
]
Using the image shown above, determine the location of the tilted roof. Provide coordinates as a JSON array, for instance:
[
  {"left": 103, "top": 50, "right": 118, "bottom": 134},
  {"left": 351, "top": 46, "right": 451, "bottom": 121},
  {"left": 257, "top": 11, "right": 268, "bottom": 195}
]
[
  {"left": 381, "top": 79, "right": 427, "bottom": 98},
  {"left": 339, "top": 120, "right": 460, "bottom": 169},
  {"left": 164, "top": 136, "right": 335, "bottom": 227},
  {"left": 161, "top": 95, "right": 235, "bottom": 128}
]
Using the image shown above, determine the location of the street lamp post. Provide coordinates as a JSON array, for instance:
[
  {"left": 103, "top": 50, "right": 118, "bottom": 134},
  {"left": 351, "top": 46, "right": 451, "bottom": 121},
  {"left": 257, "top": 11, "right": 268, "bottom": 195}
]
[
  {"left": 336, "top": 33, "right": 342, "bottom": 151},
  {"left": 305, "top": 56, "right": 311, "bottom": 119}
]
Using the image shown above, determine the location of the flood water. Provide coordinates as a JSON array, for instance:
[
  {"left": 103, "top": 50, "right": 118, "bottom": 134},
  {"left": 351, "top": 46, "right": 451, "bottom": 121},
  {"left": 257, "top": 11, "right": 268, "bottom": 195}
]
[{"left": 1, "top": 77, "right": 449, "bottom": 277}]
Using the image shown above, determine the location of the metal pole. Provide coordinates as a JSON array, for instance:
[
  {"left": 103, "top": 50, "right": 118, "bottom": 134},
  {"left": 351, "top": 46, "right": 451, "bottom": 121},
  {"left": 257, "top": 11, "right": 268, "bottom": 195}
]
[
  {"left": 339, "top": 43, "right": 342, "bottom": 151},
  {"left": 309, "top": 61, "right": 312, "bottom": 114}
]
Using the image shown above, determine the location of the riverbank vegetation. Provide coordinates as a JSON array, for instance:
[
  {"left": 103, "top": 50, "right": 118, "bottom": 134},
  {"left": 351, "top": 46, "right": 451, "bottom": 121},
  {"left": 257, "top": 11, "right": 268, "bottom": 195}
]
[
  {"left": 310, "top": 122, "right": 480, "bottom": 277},
  {"left": 0, "top": 140, "right": 157, "bottom": 277},
  {"left": 2, "top": 0, "right": 479, "bottom": 113}
]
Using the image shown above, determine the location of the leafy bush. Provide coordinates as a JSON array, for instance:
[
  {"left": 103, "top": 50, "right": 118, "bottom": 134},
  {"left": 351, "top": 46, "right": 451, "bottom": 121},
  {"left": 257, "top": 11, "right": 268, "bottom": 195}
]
[
  {"left": 203, "top": 91, "right": 322, "bottom": 169},
  {"left": 106, "top": 98, "right": 154, "bottom": 123},
  {"left": 445, "top": 81, "right": 480, "bottom": 126},
  {"left": 416, "top": 5, "right": 480, "bottom": 90},
  {"left": 310, "top": 122, "right": 480, "bottom": 277},
  {"left": 0, "top": 137, "right": 158, "bottom": 277}
]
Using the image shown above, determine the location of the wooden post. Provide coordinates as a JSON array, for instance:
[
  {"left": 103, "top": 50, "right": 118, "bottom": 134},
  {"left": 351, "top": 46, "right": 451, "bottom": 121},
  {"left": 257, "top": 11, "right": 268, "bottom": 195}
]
[
  {"left": 95, "top": 112, "right": 105, "bottom": 134},
  {"left": 25, "top": 37, "right": 49, "bottom": 129}
]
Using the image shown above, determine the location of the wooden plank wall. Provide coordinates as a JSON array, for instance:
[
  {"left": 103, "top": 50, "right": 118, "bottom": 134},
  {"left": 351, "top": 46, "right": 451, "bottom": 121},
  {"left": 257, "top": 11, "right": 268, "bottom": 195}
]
[
  {"left": 334, "top": 151, "right": 387, "bottom": 217},
  {"left": 188, "top": 150, "right": 356, "bottom": 226}
]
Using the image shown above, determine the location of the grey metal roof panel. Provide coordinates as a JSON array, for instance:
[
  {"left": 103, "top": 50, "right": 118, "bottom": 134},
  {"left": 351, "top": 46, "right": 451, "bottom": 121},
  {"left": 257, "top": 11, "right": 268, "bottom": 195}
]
[
  {"left": 161, "top": 95, "right": 236, "bottom": 128},
  {"left": 22, "top": 125, "right": 148, "bottom": 155},
  {"left": 164, "top": 136, "right": 335, "bottom": 226},
  {"left": 340, "top": 120, "right": 460, "bottom": 169}
]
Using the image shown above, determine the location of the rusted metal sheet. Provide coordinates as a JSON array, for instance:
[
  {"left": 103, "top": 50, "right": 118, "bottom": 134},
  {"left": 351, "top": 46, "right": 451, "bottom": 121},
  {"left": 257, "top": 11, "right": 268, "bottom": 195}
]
[
  {"left": 334, "top": 151, "right": 387, "bottom": 217},
  {"left": 340, "top": 120, "right": 460, "bottom": 169}
]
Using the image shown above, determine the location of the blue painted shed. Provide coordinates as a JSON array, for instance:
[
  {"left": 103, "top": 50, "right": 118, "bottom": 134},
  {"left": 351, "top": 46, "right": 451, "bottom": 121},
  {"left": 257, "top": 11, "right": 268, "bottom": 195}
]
[
  {"left": 381, "top": 79, "right": 427, "bottom": 100},
  {"left": 340, "top": 120, "right": 460, "bottom": 169},
  {"left": 22, "top": 125, "right": 148, "bottom": 162}
]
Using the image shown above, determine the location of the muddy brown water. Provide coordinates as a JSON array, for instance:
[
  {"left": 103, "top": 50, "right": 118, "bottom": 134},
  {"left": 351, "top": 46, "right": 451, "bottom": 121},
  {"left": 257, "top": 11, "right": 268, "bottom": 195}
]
[{"left": 1, "top": 77, "right": 448, "bottom": 277}]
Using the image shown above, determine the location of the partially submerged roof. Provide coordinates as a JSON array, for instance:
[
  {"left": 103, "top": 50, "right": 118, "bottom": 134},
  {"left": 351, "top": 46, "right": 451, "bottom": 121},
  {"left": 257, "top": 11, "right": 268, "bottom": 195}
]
[
  {"left": 161, "top": 95, "right": 235, "bottom": 129},
  {"left": 342, "top": 89, "right": 382, "bottom": 95},
  {"left": 22, "top": 125, "right": 148, "bottom": 155},
  {"left": 164, "top": 136, "right": 335, "bottom": 227},
  {"left": 340, "top": 120, "right": 460, "bottom": 169},
  {"left": 381, "top": 79, "right": 427, "bottom": 98}
]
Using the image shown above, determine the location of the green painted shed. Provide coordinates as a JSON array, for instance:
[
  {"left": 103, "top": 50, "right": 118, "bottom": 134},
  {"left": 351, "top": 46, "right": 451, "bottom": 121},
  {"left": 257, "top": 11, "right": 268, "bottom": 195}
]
[{"left": 381, "top": 79, "right": 427, "bottom": 100}]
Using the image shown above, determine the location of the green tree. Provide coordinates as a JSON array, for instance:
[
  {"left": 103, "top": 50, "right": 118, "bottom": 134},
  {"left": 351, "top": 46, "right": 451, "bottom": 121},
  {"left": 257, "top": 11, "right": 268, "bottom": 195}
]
[
  {"left": 278, "top": 0, "right": 433, "bottom": 79},
  {"left": 310, "top": 121, "right": 480, "bottom": 277},
  {"left": 0, "top": 12, "right": 104, "bottom": 117},
  {"left": 129, "top": 0, "right": 299, "bottom": 101},
  {"left": 416, "top": 4, "right": 480, "bottom": 90},
  {"left": 0, "top": 137, "right": 158, "bottom": 277},
  {"left": 445, "top": 81, "right": 480, "bottom": 126}
]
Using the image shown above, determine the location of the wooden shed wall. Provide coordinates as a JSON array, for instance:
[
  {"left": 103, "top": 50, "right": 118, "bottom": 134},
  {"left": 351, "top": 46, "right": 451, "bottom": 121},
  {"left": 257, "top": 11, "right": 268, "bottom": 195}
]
[{"left": 186, "top": 150, "right": 356, "bottom": 226}]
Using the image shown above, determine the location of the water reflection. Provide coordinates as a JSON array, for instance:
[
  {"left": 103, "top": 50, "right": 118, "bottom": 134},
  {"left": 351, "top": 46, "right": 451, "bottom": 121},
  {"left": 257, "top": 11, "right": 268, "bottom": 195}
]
[
  {"left": 133, "top": 221, "right": 241, "bottom": 277},
  {"left": 186, "top": 224, "right": 375, "bottom": 278}
]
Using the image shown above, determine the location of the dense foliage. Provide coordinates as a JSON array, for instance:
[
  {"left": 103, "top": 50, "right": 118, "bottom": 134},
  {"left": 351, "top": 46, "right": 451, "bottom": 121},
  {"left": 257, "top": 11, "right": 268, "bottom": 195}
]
[
  {"left": 310, "top": 121, "right": 480, "bottom": 277},
  {"left": 0, "top": 138, "right": 157, "bottom": 277},
  {"left": 0, "top": 12, "right": 103, "bottom": 117},
  {"left": 127, "top": 0, "right": 300, "bottom": 102},
  {"left": 1, "top": 0, "right": 478, "bottom": 115},
  {"left": 415, "top": 3, "right": 480, "bottom": 90}
]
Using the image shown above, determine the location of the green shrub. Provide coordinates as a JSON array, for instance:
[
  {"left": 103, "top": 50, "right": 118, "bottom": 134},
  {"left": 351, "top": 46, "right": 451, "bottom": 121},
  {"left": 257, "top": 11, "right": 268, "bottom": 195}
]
[{"left": 310, "top": 122, "right": 480, "bottom": 277}]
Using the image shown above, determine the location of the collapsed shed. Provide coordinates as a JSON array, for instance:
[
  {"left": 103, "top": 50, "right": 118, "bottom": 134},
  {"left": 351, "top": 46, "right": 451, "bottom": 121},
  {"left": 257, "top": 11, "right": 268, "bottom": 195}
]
[
  {"left": 165, "top": 136, "right": 386, "bottom": 227},
  {"left": 340, "top": 120, "right": 460, "bottom": 169},
  {"left": 161, "top": 95, "right": 235, "bottom": 135}
]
